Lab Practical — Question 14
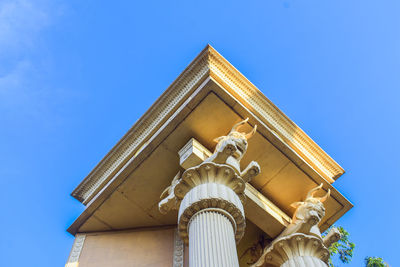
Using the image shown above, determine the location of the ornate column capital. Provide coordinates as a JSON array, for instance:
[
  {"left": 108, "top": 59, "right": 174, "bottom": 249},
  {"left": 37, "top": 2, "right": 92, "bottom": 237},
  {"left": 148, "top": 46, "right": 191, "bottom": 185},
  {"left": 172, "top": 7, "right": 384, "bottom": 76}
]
[
  {"left": 175, "top": 162, "right": 247, "bottom": 203},
  {"left": 255, "top": 233, "right": 329, "bottom": 266},
  {"left": 159, "top": 118, "right": 260, "bottom": 245},
  {"left": 253, "top": 184, "right": 341, "bottom": 267},
  {"left": 176, "top": 163, "right": 246, "bottom": 243}
]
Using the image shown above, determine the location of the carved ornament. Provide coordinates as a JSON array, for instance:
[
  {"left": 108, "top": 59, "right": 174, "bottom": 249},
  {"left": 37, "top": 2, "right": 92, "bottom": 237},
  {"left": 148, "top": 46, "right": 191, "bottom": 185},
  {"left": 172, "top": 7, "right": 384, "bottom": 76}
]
[
  {"left": 159, "top": 119, "right": 260, "bottom": 243},
  {"left": 253, "top": 184, "right": 341, "bottom": 267}
]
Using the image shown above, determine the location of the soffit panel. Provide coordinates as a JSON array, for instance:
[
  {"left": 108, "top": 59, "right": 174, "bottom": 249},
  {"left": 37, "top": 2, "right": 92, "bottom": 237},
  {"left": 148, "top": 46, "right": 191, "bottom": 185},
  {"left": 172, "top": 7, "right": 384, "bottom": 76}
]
[
  {"left": 78, "top": 216, "right": 112, "bottom": 233},
  {"left": 260, "top": 162, "right": 343, "bottom": 228}
]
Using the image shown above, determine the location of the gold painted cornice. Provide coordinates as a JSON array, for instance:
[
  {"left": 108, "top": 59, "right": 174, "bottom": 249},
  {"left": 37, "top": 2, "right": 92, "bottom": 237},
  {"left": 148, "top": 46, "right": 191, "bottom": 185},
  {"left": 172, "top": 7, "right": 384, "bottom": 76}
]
[{"left": 72, "top": 45, "right": 344, "bottom": 205}]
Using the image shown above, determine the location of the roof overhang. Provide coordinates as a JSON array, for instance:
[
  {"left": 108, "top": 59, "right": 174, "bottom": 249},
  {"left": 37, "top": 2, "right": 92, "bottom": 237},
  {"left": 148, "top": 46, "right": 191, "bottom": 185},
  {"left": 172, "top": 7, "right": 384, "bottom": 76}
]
[{"left": 68, "top": 45, "right": 351, "bottom": 238}]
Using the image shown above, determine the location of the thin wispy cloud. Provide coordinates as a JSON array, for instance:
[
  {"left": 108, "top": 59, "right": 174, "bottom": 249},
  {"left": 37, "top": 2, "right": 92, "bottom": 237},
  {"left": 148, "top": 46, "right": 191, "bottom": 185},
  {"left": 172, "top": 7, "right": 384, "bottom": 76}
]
[
  {"left": 0, "top": 0, "right": 70, "bottom": 123},
  {"left": 0, "top": 0, "right": 50, "bottom": 55}
]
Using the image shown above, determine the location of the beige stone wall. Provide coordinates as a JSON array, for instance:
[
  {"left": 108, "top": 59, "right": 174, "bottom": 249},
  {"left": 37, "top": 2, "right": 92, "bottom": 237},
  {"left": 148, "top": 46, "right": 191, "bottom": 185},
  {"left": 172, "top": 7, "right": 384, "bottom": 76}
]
[
  {"left": 67, "top": 222, "right": 266, "bottom": 267},
  {"left": 75, "top": 227, "right": 175, "bottom": 267}
]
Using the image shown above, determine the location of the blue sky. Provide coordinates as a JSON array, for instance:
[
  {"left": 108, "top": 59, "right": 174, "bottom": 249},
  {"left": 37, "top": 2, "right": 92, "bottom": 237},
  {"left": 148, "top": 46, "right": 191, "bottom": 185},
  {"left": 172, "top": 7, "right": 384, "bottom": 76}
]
[{"left": 0, "top": 0, "right": 399, "bottom": 266}]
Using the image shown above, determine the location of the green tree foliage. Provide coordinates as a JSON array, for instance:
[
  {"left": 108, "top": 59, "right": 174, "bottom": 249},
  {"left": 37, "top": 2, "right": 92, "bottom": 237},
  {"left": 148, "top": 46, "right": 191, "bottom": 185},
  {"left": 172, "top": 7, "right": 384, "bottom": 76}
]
[
  {"left": 364, "top": 256, "right": 388, "bottom": 267},
  {"left": 323, "top": 226, "right": 389, "bottom": 266},
  {"left": 322, "top": 226, "right": 355, "bottom": 267}
]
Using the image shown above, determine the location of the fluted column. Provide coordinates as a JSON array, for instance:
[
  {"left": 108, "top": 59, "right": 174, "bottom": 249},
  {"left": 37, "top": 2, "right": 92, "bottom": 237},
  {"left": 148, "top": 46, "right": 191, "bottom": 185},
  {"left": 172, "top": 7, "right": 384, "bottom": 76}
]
[
  {"left": 188, "top": 209, "right": 239, "bottom": 267},
  {"left": 175, "top": 166, "right": 247, "bottom": 267}
]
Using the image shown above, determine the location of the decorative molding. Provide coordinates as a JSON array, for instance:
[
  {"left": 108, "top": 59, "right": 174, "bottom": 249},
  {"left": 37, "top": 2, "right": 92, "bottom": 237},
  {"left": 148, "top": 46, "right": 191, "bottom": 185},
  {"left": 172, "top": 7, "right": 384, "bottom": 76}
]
[
  {"left": 65, "top": 234, "right": 86, "bottom": 267},
  {"left": 177, "top": 183, "right": 245, "bottom": 243},
  {"left": 71, "top": 45, "right": 344, "bottom": 205},
  {"left": 173, "top": 228, "right": 184, "bottom": 267},
  {"left": 175, "top": 162, "right": 247, "bottom": 203},
  {"left": 158, "top": 162, "right": 247, "bottom": 216}
]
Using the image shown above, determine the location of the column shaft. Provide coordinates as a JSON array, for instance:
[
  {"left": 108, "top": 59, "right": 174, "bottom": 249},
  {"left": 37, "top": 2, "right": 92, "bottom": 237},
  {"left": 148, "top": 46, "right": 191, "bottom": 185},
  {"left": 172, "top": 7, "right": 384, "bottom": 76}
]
[{"left": 189, "top": 209, "right": 239, "bottom": 267}]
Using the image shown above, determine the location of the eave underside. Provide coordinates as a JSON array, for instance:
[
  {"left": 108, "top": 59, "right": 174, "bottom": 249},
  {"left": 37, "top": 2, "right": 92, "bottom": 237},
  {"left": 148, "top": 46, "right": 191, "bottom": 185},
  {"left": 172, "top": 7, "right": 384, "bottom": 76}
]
[
  {"left": 68, "top": 77, "right": 352, "bottom": 237},
  {"left": 71, "top": 45, "right": 344, "bottom": 207}
]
